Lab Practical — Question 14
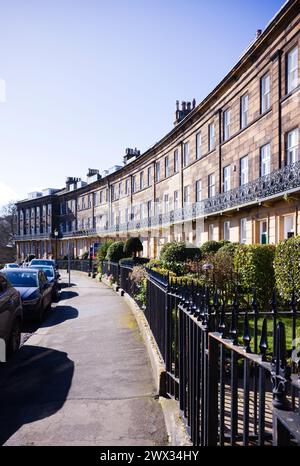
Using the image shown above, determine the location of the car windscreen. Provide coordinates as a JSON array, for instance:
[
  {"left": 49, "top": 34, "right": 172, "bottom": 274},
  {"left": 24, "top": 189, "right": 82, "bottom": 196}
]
[
  {"left": 31, "top": 260, "right": 55, "bottom": 267},
  {"left": 32, "top": 267, "right": 54, "bottom": 278},
  {"left": 5, "top": 271, "right": 38, "bottom": 287}
]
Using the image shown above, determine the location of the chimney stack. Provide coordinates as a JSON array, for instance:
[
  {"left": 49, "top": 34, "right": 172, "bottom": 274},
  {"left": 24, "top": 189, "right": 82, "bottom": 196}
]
[
  {"left": 256, "top": 29, "right": 262, "bottom": 39},
  {"left": 174, "top": 99, "right": 195, "bottom": 125}
]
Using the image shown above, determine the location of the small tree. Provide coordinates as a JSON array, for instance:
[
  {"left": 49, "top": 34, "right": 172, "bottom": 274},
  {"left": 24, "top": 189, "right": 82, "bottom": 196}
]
[
  {"left": 123, "top": 237, "right": 143, "bottom": 258},
  {"left": 234, "top": 244, "right": 276, "bottom": 308},
  {"left": 200, "top": 240, "right": 225, "bottom": 257},
  {"left": 96, "top": 240, "right": 114, "bottom": 262},
  {"left": 274, "top": 236, "right": 300, "bottom": 302},
  {"left": 106, "top": 241, "right": 126, "bottom": 262}
]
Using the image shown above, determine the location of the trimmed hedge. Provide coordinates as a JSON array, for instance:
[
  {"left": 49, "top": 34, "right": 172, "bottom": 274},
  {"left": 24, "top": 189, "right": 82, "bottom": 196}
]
[
  {"left": 234, "top": 244, "right": 276, "bottom": 308},
  {"left": 274, "top": 236, "right": 300, "bottom": 302},
  {"left": 106, "top": 241, "right": 126, "bottom": 262},
  {"left": 123, "top": 237, "right": 143, "bottom": 257},
  {"left": 160, "top": 241, "right": 201, "bottom": 263},
  {"left": 119, "top": 257, "right": 149, "bottom": 266},
  {"left": 200, "top": 240, "right": 227, "bottom": 256}
]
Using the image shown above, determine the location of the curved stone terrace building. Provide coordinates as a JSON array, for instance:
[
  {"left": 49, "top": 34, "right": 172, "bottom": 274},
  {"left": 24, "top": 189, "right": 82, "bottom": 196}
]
[{"left": 15, "top": 0, "right": 300, "bottom": 261}]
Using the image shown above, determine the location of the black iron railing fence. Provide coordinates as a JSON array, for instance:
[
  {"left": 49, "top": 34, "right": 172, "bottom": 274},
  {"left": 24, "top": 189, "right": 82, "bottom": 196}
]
[
  {"left": 135, "top": 268, "right": 300, "bottom": 446},
  {"left": 57, "top": 259, "right": 91, "bottom": 272},
  {"left": 62, "top": 260, "right": 300, "bottom": 445}
]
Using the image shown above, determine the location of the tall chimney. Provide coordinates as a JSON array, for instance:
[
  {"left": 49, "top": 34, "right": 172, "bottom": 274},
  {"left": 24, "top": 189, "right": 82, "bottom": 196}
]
[{"left": 192, "top": 98, "right": 196, "bottom": 109}]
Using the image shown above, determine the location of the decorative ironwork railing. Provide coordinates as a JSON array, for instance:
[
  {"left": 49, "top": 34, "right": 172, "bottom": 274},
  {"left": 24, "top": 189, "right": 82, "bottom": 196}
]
[{"left": 15, "top": 162, "right": 300, "bottom": 240}]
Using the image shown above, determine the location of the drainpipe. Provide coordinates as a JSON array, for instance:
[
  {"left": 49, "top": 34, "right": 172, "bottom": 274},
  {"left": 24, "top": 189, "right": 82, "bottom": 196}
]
[
  {"left": 217, "top": 109, "right": 222, "bottom": 194},
  {"left": 271, "top": 49, "right": 283, "bottom": 169}
]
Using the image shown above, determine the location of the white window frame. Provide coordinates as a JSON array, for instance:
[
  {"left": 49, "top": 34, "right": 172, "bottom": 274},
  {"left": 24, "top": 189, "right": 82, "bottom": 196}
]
[
  {"left": 209, "top": 224, "right": 215, "bottom": 241},
  {"left": 261, "top": 73, "right": 270, "bottom": 113},
  {"left": 223, "top": 109, "right": 231, "bottom": 141},
  {"left": 183, "top": 142, "right": 190, "bottom": 167},
  {"left": 283, "top": 215, "right": 295, "bottom": 239},
  {"left": 240, "top": 155, "right": 249, "bottom": 185},
  {"left": 196, "top": 132, "right": 202, "bottom": 159},
  {"left": 240, "top": 218, "right": 247, "bottom": 244},
  {"left": 156, "top": 162, "right": 160, "bottom": 182},
  {"left": 208, "top": 123, "right": 215, "bottom": 151},
  {"left": 174, "top": 190, "right": 179, "bottom": 210},
  {"left": 260, "top": 143, "right": 271, "bottom": 176},
  {"left": 208, "top": 173, "right": 216, "bottom": 198},
  {"left": 287, "top": 46, "right": 298, "bottom": 93},
  {"left": 165, "top": 156, "right": 169, "bottom": 177},
  {"left": 174, "top": 150, "right": 179, "bottom": 173},
  {"left": 184, "top": 185, "right": 191, "bottom": 205},
  {"left": 241, "top": 94, "right": 248, "bottom": 129},
  {"left": 195, "top": 179, "right": 202, "bottom": 202},
  {"left": 223, "top": 221, "right": 230, "bottom": 241},
  {"left": 223, "top": 165, "right": 231, "bottom": 192},
  {"left": 259, "top": 220, "right": 268, "bottom": 244},
  {"left": 286, "top": 128, "right": 299, "bottom": 165}
]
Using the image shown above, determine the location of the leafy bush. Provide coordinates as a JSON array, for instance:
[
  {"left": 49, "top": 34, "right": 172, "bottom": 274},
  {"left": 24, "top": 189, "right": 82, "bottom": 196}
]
[
  {"left": 97, "top": 240, "right": 114, "bottom": 262},
  {"left": 234, "top": 244, "right": 276, "bottom": 308},
  {"left": 216, "top": 242, "right": 239, "bottom": 256},
  {"left": 274, "top": 236, "right": 300, "bottom": 302},
  {"left": 105, "top": 241, "right": 125, "bottom": 262},
  {"left": 151, "top": 267, "right": 177, "bottom": 277},
  {"left": 130, "top": 265, "right": 148, "bottom": 285},
  {"left": 160, "top": 241, "right": 199, "bottom": 262},
  {"left": 119, "top": 257, "right": 149, "bottom": 266},
  {"left": 123, "top": 237, "right": 143, "bottom": 257},
  {"left": 146, "top": 258, "right": 164, "bottom": 269},
  {"left": 162, "top": 261, "right": 188, "bottom": 276},
  {"left": 200, "top": 240, "right": 225, "bottom": 257}
]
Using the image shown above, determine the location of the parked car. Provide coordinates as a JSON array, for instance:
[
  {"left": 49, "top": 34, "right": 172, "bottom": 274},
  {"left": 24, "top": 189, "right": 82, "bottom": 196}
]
[
  {"left": 3, "top": 263, "right": 19, "bottom": 269},
  {"left": 0, "top": 272, "right": 23, "bottom": 359},
  {"left": 2, "top": 268, "right": 52, "bottom": 321},
  {"left": 28, "top": 265, "right": 61, "bottom": 301},
  {"left": 29, "top": 259, "right": 59, "bottom": 277}
]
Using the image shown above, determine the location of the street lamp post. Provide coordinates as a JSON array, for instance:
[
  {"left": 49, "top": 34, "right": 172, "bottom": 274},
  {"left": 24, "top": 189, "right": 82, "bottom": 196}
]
[{"left": 54, "top": 228, "right": 59, "bottom": 261}]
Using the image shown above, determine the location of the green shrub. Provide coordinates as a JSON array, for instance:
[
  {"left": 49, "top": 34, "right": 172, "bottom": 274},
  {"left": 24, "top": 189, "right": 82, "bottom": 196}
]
[
  {"left": 146, "top": 258, "right": 164, "bottom": 269},
  {"left": 234, "top": 244, "right": 276, "bottom": 308},
  {"left": 119, "top": 257, "right": 149, "bottom": 266},
  {"left": 217, "top": 242, "right": 239, "bottom": 256},
  {"left": 123, "top": 237, "right": 143, "bottom": 258},
  {"left": 274, "top": 236, "right": 300, "bottom": 302},
  {"left": 105, "top": 241, "right": 125, "bottom": 262},
  {"left": 160, "top": 241, "right": 201, "bottom": 263},
  {"left": 200, "top": 240, "right": 224, "bottom": 256},
  {"left": 162, "top": 261, "right": 188, "bottom": 276},
  {"left": 97, "top": 240, "right": 114, "bottom": 262},
  {"left": 151, "top": 267, "right": 177, "bottom": 277}
]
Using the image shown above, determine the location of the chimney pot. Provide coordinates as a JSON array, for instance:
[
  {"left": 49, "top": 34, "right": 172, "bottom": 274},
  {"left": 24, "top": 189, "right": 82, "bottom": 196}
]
[
  {"left": 192, "top": 98, "right": 196, "bottom": 109},
  {"left": 256, "top": 29, "right": 262, "bottom": 39}
]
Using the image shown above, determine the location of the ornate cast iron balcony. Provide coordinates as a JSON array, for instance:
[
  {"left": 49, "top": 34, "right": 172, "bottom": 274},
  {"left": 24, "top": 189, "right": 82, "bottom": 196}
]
[
  {"left": 15, "top": 162, "right": 300, "bottom": 240},
  {"left": 203, "top": 160, "right": 300, "bottom": 215}
]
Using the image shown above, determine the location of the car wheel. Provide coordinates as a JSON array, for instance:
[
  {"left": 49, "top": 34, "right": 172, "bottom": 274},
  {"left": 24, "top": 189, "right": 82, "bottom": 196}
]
[{"left": 7, "top": 319, "right": 21, "bottom": 357}]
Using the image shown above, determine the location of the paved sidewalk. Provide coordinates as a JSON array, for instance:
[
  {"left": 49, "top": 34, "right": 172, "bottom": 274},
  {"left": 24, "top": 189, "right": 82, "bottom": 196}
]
[{"left": 0, "top": 272, "right": 168, "bottom": 446}]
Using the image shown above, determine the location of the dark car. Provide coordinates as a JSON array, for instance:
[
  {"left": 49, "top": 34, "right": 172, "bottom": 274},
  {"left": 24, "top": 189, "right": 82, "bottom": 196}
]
[
  {"left": 2, "top": 268, "right": 52, "bottom": 321},
  {"left": 28, "top": 265, "right": 61, "bottom": 301},
  {"left": 0, "top": 272, "right": 23, "bottom": 360},
  {"left": 29, "top": 259, "right": 59, "bottom": 277}
]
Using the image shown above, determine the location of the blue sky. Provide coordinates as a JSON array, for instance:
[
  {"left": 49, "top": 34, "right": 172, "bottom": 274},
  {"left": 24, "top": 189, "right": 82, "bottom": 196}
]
[{"left": 0, "top": 0, "right": 284, "bottom": 206}]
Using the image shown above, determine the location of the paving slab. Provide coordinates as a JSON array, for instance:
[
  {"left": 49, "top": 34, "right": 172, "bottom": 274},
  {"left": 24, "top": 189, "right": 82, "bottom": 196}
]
[{"left": 0, "top": 271, "right": 168, "bottom": 446}]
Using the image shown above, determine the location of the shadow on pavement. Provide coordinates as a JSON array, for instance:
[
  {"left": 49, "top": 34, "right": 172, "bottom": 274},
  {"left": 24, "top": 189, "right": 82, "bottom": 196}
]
[
  {"left": 22, "top": 305, "right": 79, "bottom": 333},
  {"left": 0, "top": 345, "right": 74, "bottom": 445},
  {"left": 59, "top": 290, "right": 79, "bottom": 300}
]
